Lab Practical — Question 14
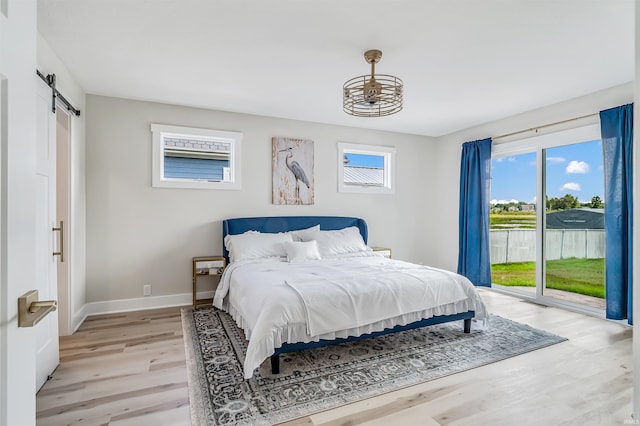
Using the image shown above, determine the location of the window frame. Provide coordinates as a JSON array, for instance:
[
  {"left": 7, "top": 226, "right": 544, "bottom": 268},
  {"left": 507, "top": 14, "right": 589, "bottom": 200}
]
[
  {"left": 151, "top": 123, "right": 242, "bottom": 190},
  {"left": 337, "top": 142, "right": 396, "bottom": 194}
]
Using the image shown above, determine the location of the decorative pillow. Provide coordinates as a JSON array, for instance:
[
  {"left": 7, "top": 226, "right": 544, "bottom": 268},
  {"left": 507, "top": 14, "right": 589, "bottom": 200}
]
[
  {"left": 288, "top": 225, "right": 320, "bottom": 242},
  {"left": 284, "top": 240, "right": 322, "bottom": 263},
  {"left": 224, "top": 231, "right": 293, "bottom": 263},
  {"left": 314, "top": 226, "right": 368, "bottom": 257}
]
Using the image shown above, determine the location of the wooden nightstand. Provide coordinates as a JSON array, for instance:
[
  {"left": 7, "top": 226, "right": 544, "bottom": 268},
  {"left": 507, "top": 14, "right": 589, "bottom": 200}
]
[
  {"left": 192, "top": 256, "right": 226, "bottom": 308},
  {"left": 371, "top": 247, "right": 392, "bottom": 258}
]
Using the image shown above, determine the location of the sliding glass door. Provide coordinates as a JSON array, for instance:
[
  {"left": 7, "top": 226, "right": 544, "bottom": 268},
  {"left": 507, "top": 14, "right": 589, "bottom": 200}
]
[
  {"left": 490, "top": 124, "right": 605, "bottom": 311},
  {"left": 543, "top": 141, "right": 605, "bottom": 309}
]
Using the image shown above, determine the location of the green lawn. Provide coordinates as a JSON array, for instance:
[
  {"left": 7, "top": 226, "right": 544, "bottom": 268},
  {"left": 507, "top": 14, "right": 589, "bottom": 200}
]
[
  {"left": 490, "top": 213, "right": 536, "bottom": 229},
  {"left": 491, "top": 258, "right": 605, "bottom": 298}
]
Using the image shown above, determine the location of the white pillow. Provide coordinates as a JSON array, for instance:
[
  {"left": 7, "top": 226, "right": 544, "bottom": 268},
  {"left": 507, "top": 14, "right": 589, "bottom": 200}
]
[
  {"left": 224, "top": 231, "right": 293, "bottom": 263},
  {"left": 284, "top": 240, "right": 322, "bottom": 263},
  {"left": 314, "top": 227, "right": 368, "bottom": 257},
  {"left": 288, "top": 225, "right": 320, "bottom": 242}
]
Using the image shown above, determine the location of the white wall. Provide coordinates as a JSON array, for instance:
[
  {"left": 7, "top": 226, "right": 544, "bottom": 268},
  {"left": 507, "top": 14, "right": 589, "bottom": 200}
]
[
  {"left": 85, "top": 95, "right": 435, "bottom": 306},
  {"left": 429, "top": 83, "right": 634, "bottom": 272},
  {"left": 37, "top": 34, "right": 87, "bottom": 333}
]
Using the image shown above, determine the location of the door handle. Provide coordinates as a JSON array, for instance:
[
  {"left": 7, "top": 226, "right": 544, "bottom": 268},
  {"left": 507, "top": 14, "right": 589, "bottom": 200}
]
[
  {"left": 52, "top": 220, "right": 64, "bottom": 262},
  {"left": 18, "top": 290, "right": 57, "bottom": 328}
]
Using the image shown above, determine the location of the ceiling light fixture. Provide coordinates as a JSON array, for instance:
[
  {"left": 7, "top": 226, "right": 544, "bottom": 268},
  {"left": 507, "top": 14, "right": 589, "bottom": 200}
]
[{"left": 343, "top": 49, "right": 403, "bottom": 117}]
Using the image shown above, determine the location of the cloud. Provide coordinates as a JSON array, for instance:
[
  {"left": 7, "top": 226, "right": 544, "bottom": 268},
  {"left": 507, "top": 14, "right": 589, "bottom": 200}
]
[
  {"left": 547, "top": 156, "right": 566, "bottom": 164},
  {"left": 566, "top": 160, "right": 590, "bottom": 174},
  {"left": 560, "top": 182, "right": 581, "bottom": 191},
  {"left": 490, "top": 199, "right": 520, "bottom": 205}
]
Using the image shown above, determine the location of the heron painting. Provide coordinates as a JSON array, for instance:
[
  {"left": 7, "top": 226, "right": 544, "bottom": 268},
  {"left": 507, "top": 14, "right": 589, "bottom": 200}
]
[{"left": 272, "top": 137, "right": 314, "bottom": 205}]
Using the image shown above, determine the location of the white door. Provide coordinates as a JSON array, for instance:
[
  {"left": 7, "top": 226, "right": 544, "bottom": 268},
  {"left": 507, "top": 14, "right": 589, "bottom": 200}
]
[{"left": 35, "top": 78, "right": 60, "bottom": 390}]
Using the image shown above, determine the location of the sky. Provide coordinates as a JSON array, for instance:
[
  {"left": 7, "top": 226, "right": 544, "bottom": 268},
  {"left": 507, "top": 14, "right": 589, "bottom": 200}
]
[
  {"left": 344, "top": 153, "right": 384, "bottom": 168},
  {"left": 490, "top": 139, "right": 604, "bottom": 205}
]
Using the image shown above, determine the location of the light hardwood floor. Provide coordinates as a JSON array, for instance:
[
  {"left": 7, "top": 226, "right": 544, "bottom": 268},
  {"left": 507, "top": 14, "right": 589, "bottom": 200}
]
[{"left": 36, "top": 290, "right": 632, "bottom": 425}]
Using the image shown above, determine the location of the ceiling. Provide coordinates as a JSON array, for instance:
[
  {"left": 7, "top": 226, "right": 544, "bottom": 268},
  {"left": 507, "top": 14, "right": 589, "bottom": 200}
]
[{"left": 37, "top": 0, "right": 635, "bottom": 137}]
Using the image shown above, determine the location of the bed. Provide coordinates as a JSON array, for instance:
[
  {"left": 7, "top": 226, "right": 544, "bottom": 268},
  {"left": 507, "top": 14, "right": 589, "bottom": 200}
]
[{"left": 213, "top": 215, "right": 488, "bottom": 379}]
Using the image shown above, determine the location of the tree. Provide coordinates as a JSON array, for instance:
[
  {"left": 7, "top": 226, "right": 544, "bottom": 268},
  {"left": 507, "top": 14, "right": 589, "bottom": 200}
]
[
  {"left": 590, "top": 195, "right": 603, "bottom": 208},
  {"left": 547, "top": 194, "right": 579, "bottom": 211}
]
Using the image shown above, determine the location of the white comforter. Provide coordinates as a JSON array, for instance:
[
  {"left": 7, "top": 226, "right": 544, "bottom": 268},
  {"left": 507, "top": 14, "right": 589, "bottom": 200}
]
[{"left": 213, "top": 252, "right": 487, "bottom": 379}]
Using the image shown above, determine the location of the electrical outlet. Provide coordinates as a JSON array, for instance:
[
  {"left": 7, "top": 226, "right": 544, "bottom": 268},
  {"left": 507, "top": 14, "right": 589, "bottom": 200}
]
[{"left": 143, "top": 284, "right": 151, "bottom": 296}]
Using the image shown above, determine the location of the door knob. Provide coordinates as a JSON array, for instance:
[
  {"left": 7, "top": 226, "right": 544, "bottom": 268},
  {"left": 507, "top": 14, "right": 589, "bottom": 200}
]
[{"left": 18, "top": 290, "right": 57, "bottom": 328}]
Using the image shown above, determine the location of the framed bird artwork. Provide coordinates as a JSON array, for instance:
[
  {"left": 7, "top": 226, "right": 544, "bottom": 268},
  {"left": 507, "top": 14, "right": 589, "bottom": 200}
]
[{"left": 272, "top": 137, "right": 314, "bottom": 205}]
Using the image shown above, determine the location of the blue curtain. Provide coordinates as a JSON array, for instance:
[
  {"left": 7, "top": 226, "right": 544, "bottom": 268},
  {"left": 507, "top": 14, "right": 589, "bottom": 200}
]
[
  {"left": 457, "top": 138, "right": 492, "bottom": 286},
  {"left": 600, "top": 103, "right": 633, "bottom": 324}
]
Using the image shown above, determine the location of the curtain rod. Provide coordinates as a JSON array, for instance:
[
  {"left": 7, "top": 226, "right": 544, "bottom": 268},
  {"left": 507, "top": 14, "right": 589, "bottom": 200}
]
[
  {"left": 492, "top": 112, "right": 598, "bottom": 141},
  {"left": 36, "top": 70, "right": 81, "bottom": 117}
]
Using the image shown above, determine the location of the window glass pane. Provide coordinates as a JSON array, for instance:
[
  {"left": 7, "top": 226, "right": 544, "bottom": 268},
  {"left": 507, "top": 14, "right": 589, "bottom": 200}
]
[
  {"left": 163, "top": 136, "right": 231, "bottom": 181},
  {"left": 343, "top": 153, "right": 384, "bottom": 186},
  {"left": 544, "top": 140, "right": 605, "bottom": 309},
  {"left": 490, "top": 152, "right": 537, "bottom": 297},
  {"left": 337, "top": 142, "right": 395, "bottom": 194}
]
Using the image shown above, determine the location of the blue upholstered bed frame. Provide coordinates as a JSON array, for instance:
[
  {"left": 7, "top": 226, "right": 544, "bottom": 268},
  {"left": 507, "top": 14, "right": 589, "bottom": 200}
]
[
  {"left": 222, "top": 215, "right": 368, "bottom": 263},
  {"left": 222, "top": 215, "right": 474, "bottom": 374}
]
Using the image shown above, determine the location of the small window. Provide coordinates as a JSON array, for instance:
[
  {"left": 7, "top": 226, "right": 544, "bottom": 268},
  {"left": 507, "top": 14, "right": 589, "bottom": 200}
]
[
  {"left": 151, "top": 124, "right": 242, "bottom": 190},
  {"left": 338, "top": 142, "right": 395, "bottom": 194}
]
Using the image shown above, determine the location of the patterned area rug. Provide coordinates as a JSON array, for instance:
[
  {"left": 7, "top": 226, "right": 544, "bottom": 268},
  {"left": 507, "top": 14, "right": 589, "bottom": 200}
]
[{"left": 182, "top": 307, "right": 566, "bottom": 426}]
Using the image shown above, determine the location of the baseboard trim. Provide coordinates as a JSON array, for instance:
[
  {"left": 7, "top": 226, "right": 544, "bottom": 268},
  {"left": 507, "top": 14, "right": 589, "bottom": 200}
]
[
  {"left": 72, "top": 304, "right": 87, "bottom": 333},
  {"left": 77, "top": 291, "right": 215, "bottom": 324}
]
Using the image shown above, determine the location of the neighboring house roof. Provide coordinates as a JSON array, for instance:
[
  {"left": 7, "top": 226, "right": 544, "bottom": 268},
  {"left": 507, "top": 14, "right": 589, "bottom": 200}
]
[
  {"left": 546, "top": 208, "right": 604, "bottom": 229},
  {"left": 343, "top": 166, "right": 383, "bottom": 186}
]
